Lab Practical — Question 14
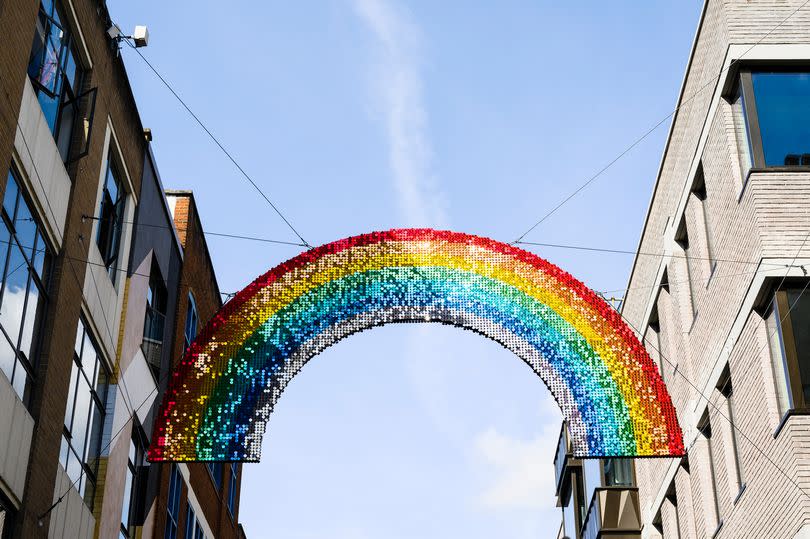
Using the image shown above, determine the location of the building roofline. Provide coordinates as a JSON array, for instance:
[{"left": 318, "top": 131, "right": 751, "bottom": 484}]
[
  {"left": 621, "top": 0, "right": 710, "bottom": 316},
  {"left": 146, "top": 145, "right": 184, "bottom": 262},
  {"left": 164, "top": 190, "right": 223, "bottom": 305}
]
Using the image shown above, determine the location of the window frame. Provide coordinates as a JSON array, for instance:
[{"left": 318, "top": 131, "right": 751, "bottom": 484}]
[
  {"left": 227, "top": 463, "right": 238, "bottom": 517},
  {"left": 0, "top": 167, "right": 52, "bottom": 405},
  {"left": 184, "top": 292, "right": 198, "bottom": 351},
  {"left": 761, "top": 281, "right": 810, "bottom": 420},
  {"left": 95, "top": 151, "right": 126, "bottom": 278},
  {"left": 165, "top": 464, "right": 183, "bottom": 539},
  {"left": 26, "top": 0, "right": 95, "bottom": 163},
  {"left": 735, "top": 67, "right": 810, "bottom": 173},
  {"left": 61, "top": 316, "right": 110, "bottom": 510}
]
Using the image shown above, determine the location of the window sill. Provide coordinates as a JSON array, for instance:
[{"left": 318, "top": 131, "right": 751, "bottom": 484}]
[
  {"left": 772, "top": 409, "right": 810, "bottom": 439},
  {"left": 733, "top": 483, "right": 747, "bottom": 506}
]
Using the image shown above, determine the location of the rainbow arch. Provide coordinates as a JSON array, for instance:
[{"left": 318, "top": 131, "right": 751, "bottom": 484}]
[{"left": 148, "top": 229, "right": 683, "bottom": 462}]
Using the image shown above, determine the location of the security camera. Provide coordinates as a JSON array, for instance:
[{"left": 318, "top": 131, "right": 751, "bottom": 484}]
[{"left": 107, "top": 24, "right": 122, "bottom": 40}]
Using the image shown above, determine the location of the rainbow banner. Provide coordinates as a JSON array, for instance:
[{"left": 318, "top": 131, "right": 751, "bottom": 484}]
[{"left": 149, "top": 229, "right": 684, "bottom": 462}]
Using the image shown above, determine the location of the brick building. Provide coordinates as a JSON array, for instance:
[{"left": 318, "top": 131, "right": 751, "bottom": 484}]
[
  {"left": 619, "top": 1, "right": 810, "bottom": 538},
  {"left": 0, "top": 1, "right": 248, "bottom": 537}
]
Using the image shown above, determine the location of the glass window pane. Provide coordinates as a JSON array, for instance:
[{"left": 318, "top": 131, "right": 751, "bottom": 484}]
[
  {"left": 0, "top": 333, "right": 15, "bottom": 386},
  {"left": 64, "top": 445, "right": 82, "bottom": 486},
  {"left": 752, "top": 73, "right": 810, "bottom": 166},
  {"left": 85, "top": 399, "right": 104, "bottom": 462},
  {"left": 121, "top": 466, "right": 133, "bottom": 528},
  {"left": 766, "top": 303, "right": 791, "bottom": 415},
  {"left": 32, "top": 232, "right": 47, "bottom": 279},
  {"left": 71, "top": 375, "right": 92, "bottom": 457},
  {"left": 64, "top": 359, "right": 79, "bottom": 429},
  {"left": 786, "top": 288, "right": 810, "bottom": 406},
  {"left": 3, "top": 174, "right": 18, "bottom": 219},
  {"left": 20, "top": 274, "right": 44, "bottom": 361},
  {"left": 0, "top": 245, "right": 30, "bottom": 348},
  {"left": 13, "top": 196, "right": 37, "bottom": 261}
]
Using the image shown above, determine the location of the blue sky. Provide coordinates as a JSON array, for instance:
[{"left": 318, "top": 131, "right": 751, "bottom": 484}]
[{"left": 110, "top": 1, "right": 702, "bottom": 537}]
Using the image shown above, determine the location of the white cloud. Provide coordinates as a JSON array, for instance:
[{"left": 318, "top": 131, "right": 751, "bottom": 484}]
[
  {"left": 352, "top": 0, "right": 447, "bottom": 226},
  {"left": 473, "top": 396, "right": 561, "bottom": 511}
]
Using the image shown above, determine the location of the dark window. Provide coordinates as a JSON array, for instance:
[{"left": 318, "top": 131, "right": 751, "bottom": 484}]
[
  {"left": 184, "top": 505, "right": 203, "bottom": 539},
  {"left": 208, "top": 462, "right": 223, "bottom": 491},
  {"left": 603, "top": 458, "right": 634, "bottom": 487},
  {"left": 27, "top": 0, "right": 86, "bottom": 162},
  {"left": 691, "top": 165, "right": 716, "bottom": 275},
  {"left": 61, "top": 317, "right": 109, "bottom": 510},
  {"left": 121, "top": 426, "right": 145, "bottom": 538},
  {"left": 0, "top": 490, "right": 15, "bottom": 539},
  {"left": 699, "top": 416, "right": 722, "bottom": 532},
  {"left": 165, "top": 464, "right": 183, "bottom": 539},
  {"left": 764, "top": 284, "right": 810, "bottom": 413},
  {"left": 646, "top": 304, "right": 664, "bottom": 383},
  {"left": 719, "top": 375, "right": 745, "bottom": 493},
  {"left": 735, "top": 69, "right": 810, "bottom": 169},
  {"left": 675, "top": 219, "right": 697, "bottom": 319},
  {"left": 0, "top": 170, "right": 51, "bottom": 404},
  {"left": 227, "top": 463, "right": 238, "bottom": 516},
  {"left": 96, "top": 153, "right": 125, "bottom": 277},
  {"left": 142, "top": 267, "right": 167, "bottom": 379},
  {"left": 184, "top": 293, "right": 198, "bottom": 351}
]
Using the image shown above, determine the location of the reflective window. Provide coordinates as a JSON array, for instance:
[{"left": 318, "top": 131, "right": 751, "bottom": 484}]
[
  {"left": 765, "top": 284, "right": 810, "bottom": 414},
  {"left": 208, "top": 462, "right": 223, "bottom": 490},
  {"left": 735, "top": 70, "right": 810, "bottom": 172},
  {"left": 184, "top": 505, "right": 205, "bottom": 539},
  {"left": 26, "top": 0, "right": 84, "bottom": 162},
  {"left": 121, "top": 427, "right": 145, "bottom": 538},
  {"left": 61, "top": 317, "right": 109, "bottom": 509},
  {"left": 752, "top": 72, "right": 810, "bottom": 166},
  {"left": 0, "top": 170, "right": 50, "bottom": 404},
  {"left": 0, "top": 489, "right": 15, "bottom": 539},
  {"left": 227, "top": 463, "right": 238, "bottom": 516},
  {"left": 96, "top": 153, "right": 125, "bottom": 278},
  {"left": 603, "top": 458, "right": 634, "bottom": 487},
  {"left": 143, "top": 266, "right": 167, "bottom": 379},
  {"left": 165, "top": 464, "right": 183, "bottom": 539},
  {"left": 184, "top": 293, "right": 198, "bottom": 351}
]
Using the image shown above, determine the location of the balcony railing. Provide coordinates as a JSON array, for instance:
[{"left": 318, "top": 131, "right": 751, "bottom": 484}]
[
  {"left": 142, "top": 307, "right": 165, "bottom": 378},
  {"left": 581, "top": 487, "right": 641, "bottom": 539},
  {"left": 554, "top": 422, "right": 580, "bottom": 496}
]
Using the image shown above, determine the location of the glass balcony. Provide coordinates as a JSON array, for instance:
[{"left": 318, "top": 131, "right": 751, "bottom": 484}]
[
  {"left": 581, "top": 487, "right": 642, "bottom": 539},
  {"left": 141, "top": 307, "right": 165, "bottom": 379},
  {"left": 554, "top": 422, "right": 581, "bottom": 496}
]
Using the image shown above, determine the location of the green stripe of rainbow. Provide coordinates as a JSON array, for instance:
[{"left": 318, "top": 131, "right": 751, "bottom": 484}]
[{"left": 148, "top": 229, "right": 683, "bottom": 462}]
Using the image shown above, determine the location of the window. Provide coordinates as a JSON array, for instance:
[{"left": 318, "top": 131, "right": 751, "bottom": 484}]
[
  {"left": 61, "top": 317, "right": 109, "bottom": 509},
  {"left": 698, "top": 415, "right": 722, "bottom": 533},
  {"left": 561, "top": 469, "right": 586, "bottom": 539},
  {"left": 764, "top": 284, "right": 810, "bottom": 415},
  {"left": 719, "top": 375, "right": 745, "bottom": 495},
  {"left": 0, "top": 170, "right": 50, "bottom": 403},
  {"left": 27, "top": 0, "right": 90, "bottom": 162},
  {"left": 227, "top": 463, "right": 238, "bottom": 516},
  {"left": 143, "top": 267, "right": 167, "bottom": 379},
  {"left": 645, "top": 304, "right": 665, "bottom": 382},
  {"left": 0, "top": 490, "right": 15, "bottom": 539},
  {"left": 208, "top": 462, "right": 223, "bottom": 491},
  {"left": 734, "top": 69, "right": 810, "bottom": 169},
  {"left": 675, "top": 219, "right": 697, "bottom": 320},
  {"left": 691, "top": 165, "right": 716, "bottom": 275},
  {"left": 121, "top": 426, "right": 145, "bottom": 538},
  {"left": 184, "top": 293, "right": 198, "bottom": 351},
  {"left": 602, "top": 458, "right": 634, "bottom": 487},
  {"left": 165, "top": 464, "right": 183, "bottom": 539},
  {"left": 96, "top": 153, "right": 125, "bottom": 277},
  {"left": 184, "top": 505, "right": 204, "bottom": 539}
]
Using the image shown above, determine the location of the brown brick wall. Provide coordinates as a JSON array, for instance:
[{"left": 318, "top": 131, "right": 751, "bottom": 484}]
[
  {"left": 153, "top": 191, "right": 243, "bottom": 539},
  {"left": 0, "top": 0, "right": 149, "bottom": 535}
]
